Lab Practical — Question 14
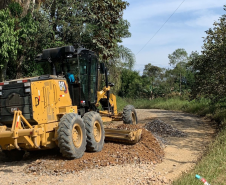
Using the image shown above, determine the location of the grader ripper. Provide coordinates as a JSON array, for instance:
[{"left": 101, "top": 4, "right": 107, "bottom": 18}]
[{"left": 0, "top": 46, "right": 141, "bottom": 160}]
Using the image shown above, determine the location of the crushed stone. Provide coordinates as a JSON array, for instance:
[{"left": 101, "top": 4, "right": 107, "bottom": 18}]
[{"left": 145, "top": 119, "right": 187, "bottom": 138}]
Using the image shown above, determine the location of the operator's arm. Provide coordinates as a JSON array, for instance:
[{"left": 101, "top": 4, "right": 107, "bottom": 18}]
[{"left": 69, "top": 74, "right": 75, "bottom": 83}]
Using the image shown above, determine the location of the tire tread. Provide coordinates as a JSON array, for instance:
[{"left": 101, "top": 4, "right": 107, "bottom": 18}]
[{"left": 57, "top": 113, "right": 86, "bottom": 159}]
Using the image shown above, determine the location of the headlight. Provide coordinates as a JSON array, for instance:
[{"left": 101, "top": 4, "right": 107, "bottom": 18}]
[
  {"left": 0, "top": 86, "right": 2, "bottom": 90},
  {"left": 25, "top": 88, "right": 31, "bottom": 93},
  {"left": 0, "top": 92, "right": 2, "bottom": 96},
  {"left": 24, "top": 82, "right": 31, "bottom": 87}
]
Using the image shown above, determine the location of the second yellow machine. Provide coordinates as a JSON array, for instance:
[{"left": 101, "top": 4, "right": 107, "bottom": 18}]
[{"left": 0, "top": 46, "right": 141, "bottom": 161}]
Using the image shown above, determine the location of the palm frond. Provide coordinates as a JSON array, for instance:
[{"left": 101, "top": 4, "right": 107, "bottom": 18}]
[{"left": 116, "top": 45, "right": 136, "bottom": 70}]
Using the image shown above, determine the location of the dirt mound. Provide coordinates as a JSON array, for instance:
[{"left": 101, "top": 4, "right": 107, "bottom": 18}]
[
  {"left": 24, "top": 125, "right": 164, "bottom": 176},
  {"left": 145, "top": 119, "right": 187, "bottom": 137},
  {"left": 115, "top": 123, "right": 143, "bottom": 130}
]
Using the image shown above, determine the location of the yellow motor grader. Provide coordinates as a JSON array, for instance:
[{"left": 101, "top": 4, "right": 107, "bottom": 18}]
[{"left": 0, "top": 46, "right": 141, "bottom": 160}]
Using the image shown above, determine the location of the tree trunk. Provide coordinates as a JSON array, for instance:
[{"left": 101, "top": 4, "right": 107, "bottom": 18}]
[
  {"left": 0, "top": 62, "right": 7, "bottom": 82},
  {"left": 16, "top": 56, "right": 24, "bottom": 79},
  {"left": 14, "top": 0, "right": 31, "bottom": 16},
  {"left": 0, "top": 0, "right": 43, "bottom": 16},
  {"left": 179, "top": 72, "right": 181, "bottom": 95},
  {"left": 0, "top": 0, "right": 11, "bottom": 10}
]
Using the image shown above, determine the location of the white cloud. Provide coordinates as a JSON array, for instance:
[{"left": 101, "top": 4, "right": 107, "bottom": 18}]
[
  {"left": 185, "top": 13, "right": 220, "bottom": 27},
  {"left": 124, "top": 0, "right": 225, "bottom": 22},
  {"left": 133, "top": 41, "right": 202, "bottom": 74},
  {"left": 124, "top": 26, "right": 206, "bottom": 49},
  {"left": 122, "top": 0, "right": 226, "bottom": 74}
]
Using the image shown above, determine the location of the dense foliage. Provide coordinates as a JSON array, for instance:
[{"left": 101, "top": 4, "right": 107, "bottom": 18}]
[
  {"left": 1, "top": 1, "right": 226, "bottom": 112},
  {"left": 0, "top": 2, "right": 38, "bottom": 80},
  {"left": 115, "top": 48, "right": 196, "bottom": 99},
  {"left": 191, "top": 6, "right": 226, "bottom": 104},
  {"left": 0, "top": 0, "right": 133, "bottom": 80}
]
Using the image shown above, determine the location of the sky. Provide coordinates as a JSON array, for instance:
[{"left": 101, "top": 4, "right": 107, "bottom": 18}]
[{"left": 122, "top": 0, "right": 226, "bottom": 73}]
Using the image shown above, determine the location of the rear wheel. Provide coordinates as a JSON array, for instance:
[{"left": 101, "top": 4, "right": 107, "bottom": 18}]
[
  {"left": 57, "top": 113, "right": 86, "bottom": 159},
  {"left": 3, "top": 149, "right": 25, "bottom": 161},
  {"left": 122, "top": 105, "right": 138, "bottom": 124},
  {"left": 83, "top": 111, "right": 105, "bottom": 152}
]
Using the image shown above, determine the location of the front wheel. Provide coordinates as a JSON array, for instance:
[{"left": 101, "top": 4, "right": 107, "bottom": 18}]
[
  {"left": 83, "top": 111, "right": 105, "bottom": 152},
  {"left": 122, "top": 105, "right": 138, "bottom": 124},
  {"left": 57, "top": 113, "right": 86, "bottom": 159}
]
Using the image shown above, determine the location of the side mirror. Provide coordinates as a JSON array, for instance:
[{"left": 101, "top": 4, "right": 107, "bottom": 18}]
[
  {"left": 100, "top": 63, "right": 105, "bottom": 74},
  {"left": 109, "top": 82, "right": 114, "bottom": 87},
  {"left": 35, "top": 53, "right": 43, "bottom": 62}
]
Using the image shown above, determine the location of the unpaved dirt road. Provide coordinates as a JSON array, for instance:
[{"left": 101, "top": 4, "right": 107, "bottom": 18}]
[
  {"left": 137, "top": 109, "right": 215, "bottom": 181},
  {"left": 0, "top": 109, "right": 216, "bottom": 185}
]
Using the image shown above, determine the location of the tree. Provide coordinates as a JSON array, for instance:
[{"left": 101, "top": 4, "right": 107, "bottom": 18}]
[
  {"left": 106, "top": 45, "right": 135, "bottom": 94},
  {"left": 119, "top": 69, "right": 142, "bottom": 98},
  {"left": 0, "top": 2, "right": 38, "bottom": 80},
  {"left": 143, "top": 64, "right": 162, "bottom": 97},
  {"left": 168, "top": 48, "right": 189, "bottom": 94},
  {"left": 115, "top": 45, "right": 135, "bottom": 70},
  {"left": 168, "top": 48, "right": 188, "bottom": 66},
  {"left": 0, "top": 0, "right": 11, "bottom": 10},
  {"left": 41, "top": 0, "right": 131, "bottom": 61},
  {"left": 0, "top": 0, "right": 133, "bottom": 81},
  {"left": 143, "top": 63, "right": 162, "bottom": 78},
  {"left": 82, "top": 0, "right": 131, "bottom": 60},
  {"left": 0, "top": 0, "right": 44, "bottom": 15},
  {"left": 191, "top": 6, "right": 226, "bottom": 103}
]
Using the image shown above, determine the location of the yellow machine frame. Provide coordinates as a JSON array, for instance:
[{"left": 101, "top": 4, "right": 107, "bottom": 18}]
[
  {"left": 0, "top": 78, "right": 136, "bottom": 151},
  {"left": 96, "top": 86, "right": 122, "bottom": 122},
  {"left": 0, "top": 78, "right": 78, "bottom": 151}
]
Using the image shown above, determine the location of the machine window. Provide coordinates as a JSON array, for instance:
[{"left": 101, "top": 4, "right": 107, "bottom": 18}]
[
  {"left": 39, "top": 62, "right": 52, "bottom": 75},
  {"left": 63, "top": 58, "right": 79, "bottom": 83},
  {"left": 79, "top": 57, "right": 88, "bottom": 101},
  {"left": 90, "top": 57, "right": 97, "bottom": 103}
]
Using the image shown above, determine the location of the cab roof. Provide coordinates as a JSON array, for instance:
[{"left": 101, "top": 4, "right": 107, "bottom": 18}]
[{"left": 35, "top": 46, "right": 97, "bottom": 62}]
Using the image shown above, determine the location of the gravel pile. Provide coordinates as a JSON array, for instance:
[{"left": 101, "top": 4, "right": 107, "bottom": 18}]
[
  {"left": 145, "top": 119, "right": 187, "bottom": 138},
  {"left": 23, "top": 127, "right": 164, "bottom": 175}
]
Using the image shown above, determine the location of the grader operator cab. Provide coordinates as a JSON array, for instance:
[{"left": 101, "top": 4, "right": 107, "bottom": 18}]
[{"left": 0, "top": 46, "right": 141, "bottom": 161}]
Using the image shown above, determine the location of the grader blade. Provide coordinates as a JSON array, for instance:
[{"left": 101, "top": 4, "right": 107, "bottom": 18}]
[{"left": 104, "top": 128, "right": 142, "bottom": 144}]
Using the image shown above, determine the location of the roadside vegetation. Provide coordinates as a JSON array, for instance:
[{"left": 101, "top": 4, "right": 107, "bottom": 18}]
[
  {"left": 0, "top": 0, "right": 135, "bottom": 81},
  {"left": 117, "top": 96, "right": 226, "bottom": 125}
]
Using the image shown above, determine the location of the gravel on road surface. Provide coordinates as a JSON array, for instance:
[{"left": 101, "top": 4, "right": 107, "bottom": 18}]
[
  {"left": 23, "top": 127, "right": 164, "bottom": 175},
  {"left": 0, "top": 109, "right": 216, "bottom": 185},
  {"left": 145, "top": 119, "right": 187, "bottom": 138}
]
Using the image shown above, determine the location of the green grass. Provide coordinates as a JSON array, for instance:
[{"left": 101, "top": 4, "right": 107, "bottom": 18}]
[
  {"left": 117, "top": 96, "right": 189, "bottom": 111},
  {"left": 117, "top": 96, "right": 225, "bottom": 124},
  {"left": 117, "top": 96, "right": 211, "bottom": 115},
  {"left": 116, "top": 96, "right": 226, "bottom": 184}
]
